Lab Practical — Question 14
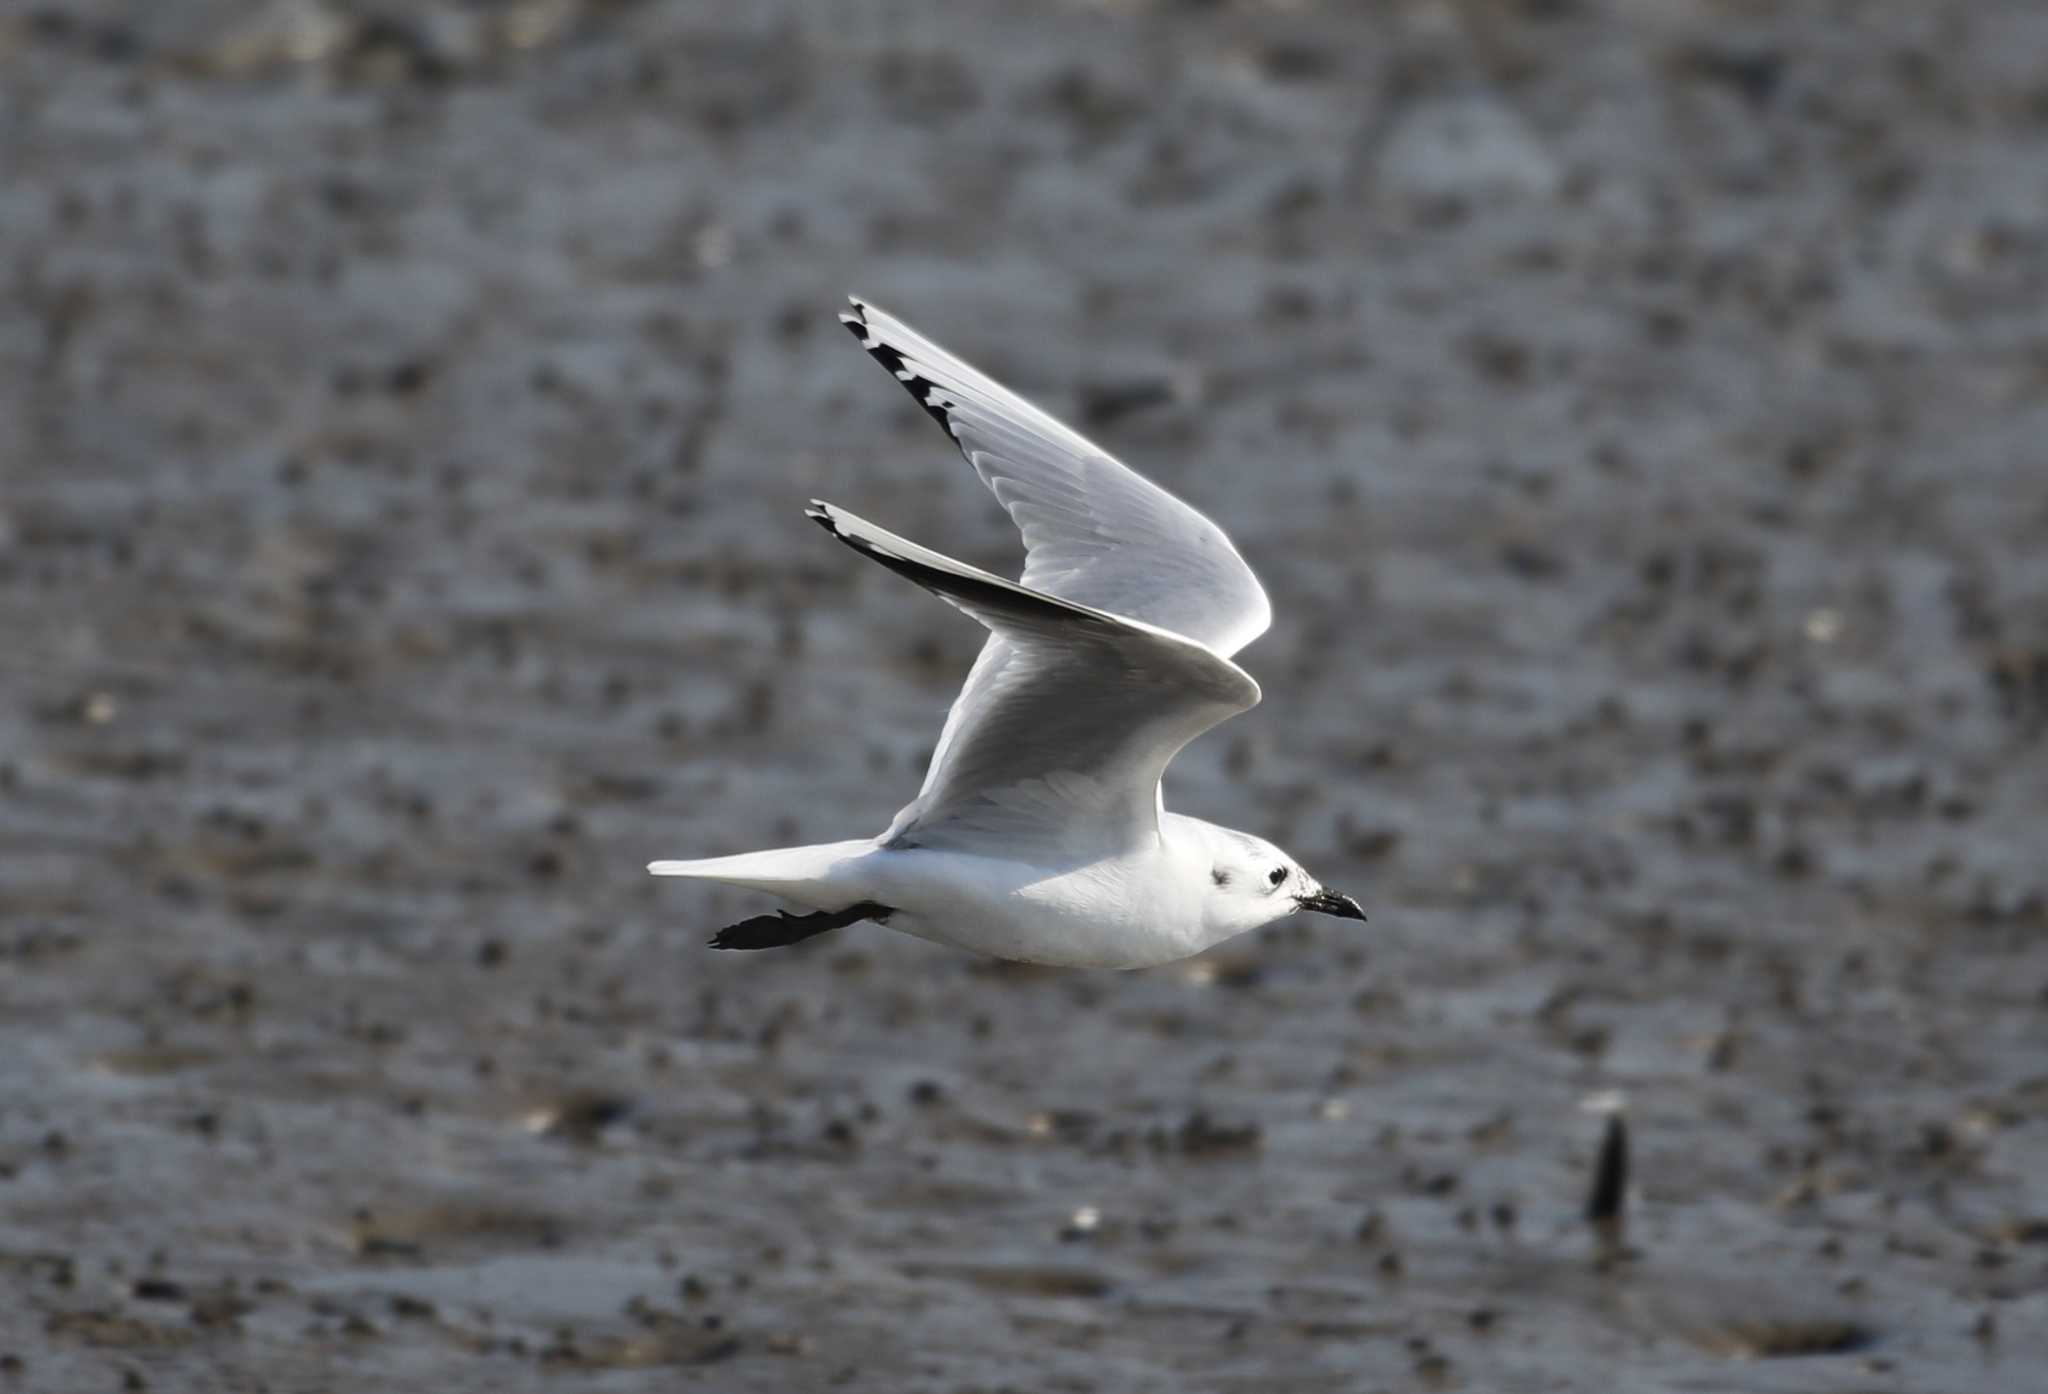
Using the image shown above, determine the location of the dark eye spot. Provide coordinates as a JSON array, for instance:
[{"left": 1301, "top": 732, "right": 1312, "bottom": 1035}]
[
  {"left": 1268, "top": 866, "right": 1287, "bottom": 887},
  {"left": 1212, "top": 868, "right": 1232, "bottom": 888}
]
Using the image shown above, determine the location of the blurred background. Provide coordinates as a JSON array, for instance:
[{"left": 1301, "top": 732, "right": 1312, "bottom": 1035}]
[{"left": 4, "top": 0, "right": 2046, "bottom": 1388}]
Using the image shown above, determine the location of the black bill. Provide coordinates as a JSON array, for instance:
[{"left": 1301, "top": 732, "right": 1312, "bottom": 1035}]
[{"left": 1295, "top": 888, "right": 1368, "bottom": 921}]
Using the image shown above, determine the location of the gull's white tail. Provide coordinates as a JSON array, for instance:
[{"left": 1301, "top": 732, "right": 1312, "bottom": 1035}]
[{"left": 647, "top": 840, "right": 873, "bottom": 909}]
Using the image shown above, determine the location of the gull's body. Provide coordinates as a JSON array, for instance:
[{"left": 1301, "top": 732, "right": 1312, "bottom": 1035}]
[
  {"left": 660, "top": 813, "right": 1270, "bottom": 970},
  {"left": 650, "top": 299, "right": 1365, "bottom": 968}
]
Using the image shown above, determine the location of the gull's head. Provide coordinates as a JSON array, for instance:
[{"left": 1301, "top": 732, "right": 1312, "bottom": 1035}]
[{"left": 1196, "top": 828, "right": 1367, "bottom": 941}]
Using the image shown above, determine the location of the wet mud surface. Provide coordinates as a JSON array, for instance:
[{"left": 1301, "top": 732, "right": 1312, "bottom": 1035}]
[{"left": 3, "top": 1, "right": 2047, "bottom": 1389}]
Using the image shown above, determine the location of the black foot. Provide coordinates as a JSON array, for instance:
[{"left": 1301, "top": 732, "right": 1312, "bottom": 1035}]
[{"left": 708, "top": 901, "right": 894, "bottom": 951}]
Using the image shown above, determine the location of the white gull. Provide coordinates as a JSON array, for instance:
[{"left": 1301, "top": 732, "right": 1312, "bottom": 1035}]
[{"left": 649, "top": 298, "right": 1365, "bottom": 968}]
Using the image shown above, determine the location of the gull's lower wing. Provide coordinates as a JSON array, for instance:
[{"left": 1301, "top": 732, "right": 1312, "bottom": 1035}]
[
  {"left": 809, "top": 502, "right": 1259, "bottom": 855},
  {"left": 840, "top": 297, "right": 1272, "bottom": 658}
]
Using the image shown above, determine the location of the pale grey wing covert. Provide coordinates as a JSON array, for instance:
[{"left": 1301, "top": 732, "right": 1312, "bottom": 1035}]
[
  {"left": 839, "top": 298, "right": 1272, "bottom": 657},
  {"left": 807, "top": 503, "right": 1260, "bottom": 855}
]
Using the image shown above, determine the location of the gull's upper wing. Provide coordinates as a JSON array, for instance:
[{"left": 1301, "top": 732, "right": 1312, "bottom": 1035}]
[
  {"left": 841, "top": 298, "right": 1272, "bottom": 657},
  {"left": 809, "top": 503, "right": 1259, "bottom": 855}
]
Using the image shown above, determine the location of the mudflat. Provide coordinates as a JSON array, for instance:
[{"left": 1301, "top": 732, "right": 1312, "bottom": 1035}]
[{"left": 3, "top": 2, "right": 2045, "bottom": 1389}]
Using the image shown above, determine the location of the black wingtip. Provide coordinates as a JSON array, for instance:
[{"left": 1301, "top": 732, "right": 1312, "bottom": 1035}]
[
  {"left": 807, "top": 502, "right": 889, "bottom": 565},
  {"left": 805, "top": 502, "right": 954, "bottom": 591},
  {"left": 835, "top": 299, "right": 956, "bottom": 438}
]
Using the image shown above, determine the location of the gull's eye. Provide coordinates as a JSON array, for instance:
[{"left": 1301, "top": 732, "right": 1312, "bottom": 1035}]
[{"left": 1267, "top": 866, "right": 1288, "bottom": 888}]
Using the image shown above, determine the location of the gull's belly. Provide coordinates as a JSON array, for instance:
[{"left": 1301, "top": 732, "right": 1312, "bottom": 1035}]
[{"left": 862, "top": 850, "right": 1207, "bottom": 969}]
